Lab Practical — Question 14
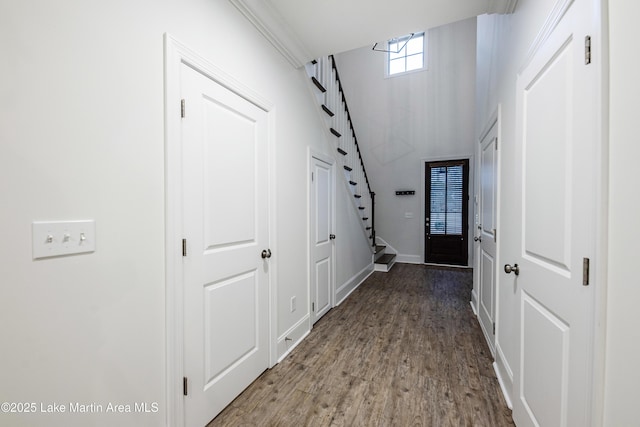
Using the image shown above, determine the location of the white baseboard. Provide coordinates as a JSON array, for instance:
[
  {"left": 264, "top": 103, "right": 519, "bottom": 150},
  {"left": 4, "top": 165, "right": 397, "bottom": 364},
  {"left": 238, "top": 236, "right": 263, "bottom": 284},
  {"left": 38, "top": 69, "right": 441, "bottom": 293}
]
[
  {"left": 336, "top": 263, "right": 374, "bottom": 305},
  {"left": 470, "top": 298, "right": 478, "bottom": 316},
  {"left": 494, "top": 343, "right": 514, "bottom": 409},
  {"left": 276, "top": 315, "right": 310, "bottom": 362},
  {"left": 395, "top": 254, "right": 421, "bottom": 264}
]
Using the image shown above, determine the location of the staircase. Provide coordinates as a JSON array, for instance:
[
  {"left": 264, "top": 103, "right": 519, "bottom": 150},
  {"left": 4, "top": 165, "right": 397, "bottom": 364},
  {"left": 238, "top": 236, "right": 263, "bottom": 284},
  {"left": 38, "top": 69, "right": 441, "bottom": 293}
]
[
  {"left": 306, "top": 56, "right": 376, "bottom": 249},
  {"left": 374, "top": 244, "right": 396, "bottom": 272}
]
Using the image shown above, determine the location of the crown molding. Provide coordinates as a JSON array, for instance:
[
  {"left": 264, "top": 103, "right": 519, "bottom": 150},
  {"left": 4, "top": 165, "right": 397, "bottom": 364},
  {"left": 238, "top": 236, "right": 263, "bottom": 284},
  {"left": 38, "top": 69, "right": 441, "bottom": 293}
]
[
  {"left": 229, "top": 0, "right": 313, "bottom": 68},
  {"left": 488, "top": 0, "right": 518, "bottom": 14}
]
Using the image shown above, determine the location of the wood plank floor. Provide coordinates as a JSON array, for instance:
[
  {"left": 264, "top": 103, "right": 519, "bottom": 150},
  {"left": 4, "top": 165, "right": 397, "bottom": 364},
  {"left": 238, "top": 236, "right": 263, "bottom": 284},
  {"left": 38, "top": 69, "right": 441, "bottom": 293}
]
[{"left": 208, "top": 263, "right": 514, "bottom": 426}]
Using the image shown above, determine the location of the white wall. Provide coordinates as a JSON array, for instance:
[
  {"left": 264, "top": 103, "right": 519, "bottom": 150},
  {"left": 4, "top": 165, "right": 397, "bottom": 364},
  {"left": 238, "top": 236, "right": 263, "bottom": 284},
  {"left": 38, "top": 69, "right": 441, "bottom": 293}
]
[
  {"left": 603, "top": 1, "right": 640, "bottom": 424},
  {"left": 335, "top": 18, "right": 477, "bottom": 265},
  {"left": 0, "top": 1, "right": 371, "bottom": 426},
  {"left": 335, "top": 174, "right": 375, "bottom": 302}
]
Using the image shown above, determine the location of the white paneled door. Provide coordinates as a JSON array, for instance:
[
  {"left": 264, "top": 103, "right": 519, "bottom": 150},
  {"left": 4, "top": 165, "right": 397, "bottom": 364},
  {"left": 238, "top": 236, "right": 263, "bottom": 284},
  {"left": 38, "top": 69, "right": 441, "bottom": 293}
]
[
  {"left": 477, "top": 118, "right": 498, "bottom": 354},
  {"left": 512, "top": 0, "right": 597, "bottom": 425},
  {"left": 310, "top": 156, "right": 334, "bottom": 323},
  {"left": 181, "top": 63, "right": 270, "bottom": 427}
]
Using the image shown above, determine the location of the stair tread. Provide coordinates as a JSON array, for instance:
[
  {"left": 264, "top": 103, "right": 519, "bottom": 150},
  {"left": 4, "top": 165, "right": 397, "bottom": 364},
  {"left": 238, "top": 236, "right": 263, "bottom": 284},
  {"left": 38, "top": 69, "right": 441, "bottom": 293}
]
[
  {"left": 376, "top": 253, "right": 396, "bottom": 265},
  {"left": 311, "top": 76, "right": 326, "bottom": 93}
]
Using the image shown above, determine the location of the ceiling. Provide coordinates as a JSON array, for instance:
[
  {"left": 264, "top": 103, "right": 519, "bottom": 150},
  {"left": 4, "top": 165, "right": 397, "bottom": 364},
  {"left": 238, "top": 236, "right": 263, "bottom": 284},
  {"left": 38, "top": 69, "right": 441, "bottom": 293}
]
[{"left": 229, "top": 0, "right": 517, "bottom": 67}]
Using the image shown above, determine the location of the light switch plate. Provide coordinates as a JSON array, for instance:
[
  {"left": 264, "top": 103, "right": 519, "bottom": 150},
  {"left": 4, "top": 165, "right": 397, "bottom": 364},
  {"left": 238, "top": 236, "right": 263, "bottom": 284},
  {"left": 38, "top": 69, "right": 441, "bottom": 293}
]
[{"left": 32, "top": 220, "right": 96, "bottom": 259}]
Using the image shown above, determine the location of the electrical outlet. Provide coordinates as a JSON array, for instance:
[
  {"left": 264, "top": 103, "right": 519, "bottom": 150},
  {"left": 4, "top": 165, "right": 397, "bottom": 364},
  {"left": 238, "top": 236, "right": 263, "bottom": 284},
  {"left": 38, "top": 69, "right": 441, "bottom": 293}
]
[{"left": 290, "top": 296, "right": 296, "bottom": 312}]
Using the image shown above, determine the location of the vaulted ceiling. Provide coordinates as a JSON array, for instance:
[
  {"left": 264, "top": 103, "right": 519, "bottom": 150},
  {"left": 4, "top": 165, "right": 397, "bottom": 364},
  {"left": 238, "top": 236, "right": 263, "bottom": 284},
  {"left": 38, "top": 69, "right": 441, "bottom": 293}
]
[{"left": 229, "top": 0, "right": 517, "bottom": 67}]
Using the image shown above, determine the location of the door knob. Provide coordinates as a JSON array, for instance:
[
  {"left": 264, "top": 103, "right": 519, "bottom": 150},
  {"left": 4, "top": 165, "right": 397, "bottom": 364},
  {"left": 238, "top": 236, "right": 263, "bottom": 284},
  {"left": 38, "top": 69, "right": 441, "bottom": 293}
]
[
  {"left": 261, "top": 249, "right": 272, "bottom": 259},
  {"left": 329, "top": 234, "right": 336, "bottom": 240},
  {"left": 474, "top": 236, "right": 481, "bottom": 242},
  {"left": 504, "top": 263, "right": 519, "bottom": 275}
]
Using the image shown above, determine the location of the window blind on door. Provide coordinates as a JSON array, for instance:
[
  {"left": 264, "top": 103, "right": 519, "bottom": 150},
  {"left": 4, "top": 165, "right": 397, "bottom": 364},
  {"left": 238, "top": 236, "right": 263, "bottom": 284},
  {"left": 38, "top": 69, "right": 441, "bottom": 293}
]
[{"left": 430, "top": 165, "right": 463, "bottom": 235}]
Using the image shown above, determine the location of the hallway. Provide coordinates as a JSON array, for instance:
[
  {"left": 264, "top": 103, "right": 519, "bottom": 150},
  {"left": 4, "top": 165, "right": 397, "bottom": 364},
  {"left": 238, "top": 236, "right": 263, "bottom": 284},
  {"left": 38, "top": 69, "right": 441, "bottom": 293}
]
[{"left": 209, "top": 264, "right": 513, "bottom": 426}]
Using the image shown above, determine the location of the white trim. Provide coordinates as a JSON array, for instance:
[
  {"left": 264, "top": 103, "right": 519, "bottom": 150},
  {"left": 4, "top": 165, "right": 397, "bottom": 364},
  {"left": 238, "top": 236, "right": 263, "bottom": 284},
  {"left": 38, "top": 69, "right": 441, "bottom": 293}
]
[
  {"left": 308, "top": 148, "right": 337, "bottom": 327},
  {"left": 590, "top": 1, "right": 608, "bottom": 423},
  {"left": 277, "top": 315, "right": 311, "bottom": 362},
  {"left": 493, "top": 361, "right": 513, "bottom": 409},
  {"left": 519, "top": 0, "right": 575, "bottom": 75},
  {"left": 487, "top": 0, "right": 519, "bottom": 14},
  {"left": 164, "top": 33, "right": 277, "bottom": 427},
  {"left": 336, "top": 263, "right": 374, "bottom": 305},
  {"left": 473, "top": 106, "right": 502, "bottom": 360},
  {"left": 228, "top": 0, "right": 311, "bottom": 68},
  {"left": 395, "top": 254, "right": 422, "bottom": 264},
  {"left": 495, "top": 342, "right": 514, "bottom": 408},
  {"left": 423, "top": 262, "right": 473, "bottom": 270},
  {"left": 470, "top": 300, "right": 478, "bottom": 315}
]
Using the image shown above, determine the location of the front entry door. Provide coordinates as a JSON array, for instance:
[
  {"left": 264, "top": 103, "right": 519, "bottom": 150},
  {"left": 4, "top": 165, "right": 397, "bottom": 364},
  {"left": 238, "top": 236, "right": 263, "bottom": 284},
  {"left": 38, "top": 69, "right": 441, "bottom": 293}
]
[
  {"left": 425, "top": 159, "right": 469, "bottom": 265},
  {"left": 310, "top": 155, "right": 334, "bottom": 323},
  {"left": 477, "top": 120, "right": 498, "bottom": 353},
  {"left": 181, "top": 63, "right": 270, "bottom": 426},
  {"left": 511, "top": 0, "right": 597, "bottom": 425}
]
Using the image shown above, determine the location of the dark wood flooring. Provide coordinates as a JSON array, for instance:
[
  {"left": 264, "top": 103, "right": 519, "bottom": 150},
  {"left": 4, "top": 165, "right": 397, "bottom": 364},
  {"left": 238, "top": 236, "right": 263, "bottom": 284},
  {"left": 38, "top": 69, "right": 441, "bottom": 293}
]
[{"left": 208, "top": 263, "right": 514, "bottom": 426}]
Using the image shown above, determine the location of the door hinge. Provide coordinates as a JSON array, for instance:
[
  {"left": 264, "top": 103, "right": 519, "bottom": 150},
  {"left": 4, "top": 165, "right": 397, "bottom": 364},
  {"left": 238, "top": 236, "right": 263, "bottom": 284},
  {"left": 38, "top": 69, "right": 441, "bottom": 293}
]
[
  {"left": 494, "top": 228, "right": 497, "bottom": 243},
  {"left": 312, "top": 172, "right": 314, "bottom": 182},
  {"left": 493, "top": 323, "right": 496, "bottom": 335},
  {"left": 183, "top": 377, "right": 188, "bottom": 396},
  {"left": 583, "top": 257, "right": 590, "bottom": 286},
  {"left": 495, "top": 137, "right": 498, "bottom": 150},
  {"left": 181, "top": 99, "right": 186, "bottom": 118},
  {"left": 312, "top": 302, "right": 315, "bottom": 312},
  {"left": 182, "top": 239, "right": 187, "bottom": 257},
  {"left": 585, "top": 35, "right": 592, "bottom": 65}
]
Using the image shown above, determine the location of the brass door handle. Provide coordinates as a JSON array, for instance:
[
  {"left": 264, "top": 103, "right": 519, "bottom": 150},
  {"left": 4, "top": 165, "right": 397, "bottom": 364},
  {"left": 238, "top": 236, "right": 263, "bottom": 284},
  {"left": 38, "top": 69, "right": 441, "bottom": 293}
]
[{"left": 504, "top": 264, "right": 520, "bottom": 275}]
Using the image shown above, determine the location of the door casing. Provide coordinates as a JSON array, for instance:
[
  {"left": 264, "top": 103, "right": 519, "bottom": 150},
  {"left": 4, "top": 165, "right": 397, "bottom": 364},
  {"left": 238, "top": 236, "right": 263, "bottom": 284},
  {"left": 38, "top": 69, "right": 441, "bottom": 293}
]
[
  {"left": 164, "top": 33, "right": 277, "bottom": 427},
  {"left": 309, "top": 150, "right": 336, "bottom": 325},
  {"left": 474, "top": 109, "right": 500, "bottom": 357}
]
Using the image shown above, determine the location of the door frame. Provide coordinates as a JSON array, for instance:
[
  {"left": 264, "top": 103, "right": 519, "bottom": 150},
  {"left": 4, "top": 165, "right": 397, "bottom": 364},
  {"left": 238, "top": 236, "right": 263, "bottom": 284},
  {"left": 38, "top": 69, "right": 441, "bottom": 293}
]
[
  {"left": 164, "top": 33, "right": 277, "bottom": 427},
  {"left": 308, "top": 149, "right": 336, "bottom": 326},
  {"left": 421, "top": 154, "right": 474, "bottom": 267},
  {"left": 473, "top": 107, "right": 501, "bottom": 358}
]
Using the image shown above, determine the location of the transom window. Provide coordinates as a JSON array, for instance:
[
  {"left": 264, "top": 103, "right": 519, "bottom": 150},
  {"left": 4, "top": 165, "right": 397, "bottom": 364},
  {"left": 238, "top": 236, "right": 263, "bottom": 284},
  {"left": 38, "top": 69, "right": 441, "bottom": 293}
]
[{"left": 388, "top": 32, "right": 426, "bottom": 76}]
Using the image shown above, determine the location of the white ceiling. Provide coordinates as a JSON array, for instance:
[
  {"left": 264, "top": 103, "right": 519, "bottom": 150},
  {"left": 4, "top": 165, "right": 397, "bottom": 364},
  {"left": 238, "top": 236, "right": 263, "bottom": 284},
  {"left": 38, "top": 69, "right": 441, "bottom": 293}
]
[{"left": 230, "top": 0, "right": 517, "bottom": 67}]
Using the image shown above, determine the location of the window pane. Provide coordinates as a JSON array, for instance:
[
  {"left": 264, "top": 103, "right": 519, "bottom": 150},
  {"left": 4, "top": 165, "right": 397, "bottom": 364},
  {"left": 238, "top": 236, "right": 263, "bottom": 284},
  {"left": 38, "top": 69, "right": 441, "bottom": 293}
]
[
  {"left": 389, "top": 46, "right": 403, "bottom": 59},
  {"left": 431, "top": 213, "right": 446, "bottom": 235},
  {"left": 387, "top": 32, "right": 425, "bottom": 75},
  {"left": 406, "top": 53, "right": 423, "bottom": 71},
  {"left": 406, "top": 35, "right": 423, "bottom": 55},
  {"left": 429, "top": 164, "right": 464, "bottom": 236},
  {"left": 446, "top": 212, "right": 462, "bottom": 234},
  {"left": 389, "top": 58, "right": 405, "bottom": 75}
]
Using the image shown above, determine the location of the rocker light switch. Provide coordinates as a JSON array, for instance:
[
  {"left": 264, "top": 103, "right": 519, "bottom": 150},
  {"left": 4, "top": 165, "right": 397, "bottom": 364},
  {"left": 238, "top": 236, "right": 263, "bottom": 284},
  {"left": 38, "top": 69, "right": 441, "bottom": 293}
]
[{"left": 32, "top": 220, "right": 96, "bottom": 259}]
